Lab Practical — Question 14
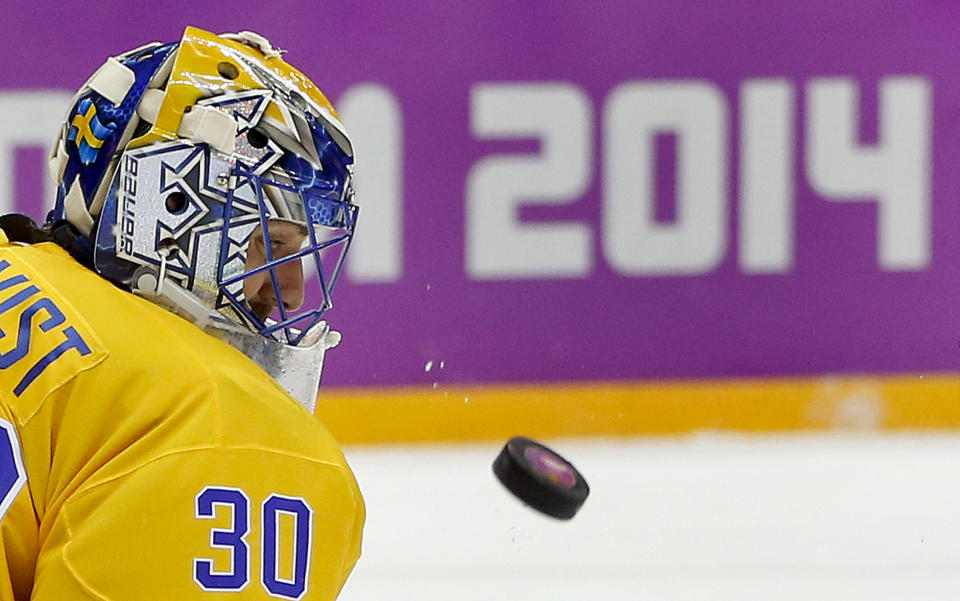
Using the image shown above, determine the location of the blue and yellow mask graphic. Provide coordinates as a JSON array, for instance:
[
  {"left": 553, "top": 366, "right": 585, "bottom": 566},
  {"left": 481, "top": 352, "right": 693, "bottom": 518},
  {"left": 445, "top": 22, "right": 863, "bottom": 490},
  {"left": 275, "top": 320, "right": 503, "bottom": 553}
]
[{"left": 67, "top": 98, "right": 116, "bottom": 165}]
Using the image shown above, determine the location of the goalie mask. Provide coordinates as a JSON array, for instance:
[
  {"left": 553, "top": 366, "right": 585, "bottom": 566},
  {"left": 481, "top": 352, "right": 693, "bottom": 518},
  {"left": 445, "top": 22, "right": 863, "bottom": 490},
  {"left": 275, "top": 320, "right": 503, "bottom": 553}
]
[{"left": 46, "top": 26, "right": 358, "bottom": 411}]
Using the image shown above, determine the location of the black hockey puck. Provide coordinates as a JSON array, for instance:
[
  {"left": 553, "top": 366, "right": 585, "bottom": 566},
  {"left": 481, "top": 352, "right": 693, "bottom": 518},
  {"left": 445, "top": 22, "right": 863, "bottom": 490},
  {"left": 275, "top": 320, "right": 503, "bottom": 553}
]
[{"left": 492, "top": 436, "right": 589, "bottom": 520}]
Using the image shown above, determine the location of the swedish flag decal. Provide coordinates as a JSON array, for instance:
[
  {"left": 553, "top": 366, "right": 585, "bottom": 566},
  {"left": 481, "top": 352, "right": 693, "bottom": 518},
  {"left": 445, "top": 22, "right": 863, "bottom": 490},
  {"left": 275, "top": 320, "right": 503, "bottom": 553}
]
[{"left": 67, "top": 98, "right": 116, "bottom": 165}]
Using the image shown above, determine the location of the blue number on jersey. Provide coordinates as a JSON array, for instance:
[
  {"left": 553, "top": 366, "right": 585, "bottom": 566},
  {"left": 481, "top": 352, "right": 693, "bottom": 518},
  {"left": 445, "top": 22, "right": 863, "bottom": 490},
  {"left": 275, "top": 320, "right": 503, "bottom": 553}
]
[
  {"left": 195, "top": 487, "right": 313, "bottom": 599},
  {"left": 262, "top": 495, "right": 313, "bottom": 599},
  {"left": 193, "top": 487, "right": 250, "bottom": 591},
  {"left": 0, "top": 418, "right": 26, "bottom": 522}
]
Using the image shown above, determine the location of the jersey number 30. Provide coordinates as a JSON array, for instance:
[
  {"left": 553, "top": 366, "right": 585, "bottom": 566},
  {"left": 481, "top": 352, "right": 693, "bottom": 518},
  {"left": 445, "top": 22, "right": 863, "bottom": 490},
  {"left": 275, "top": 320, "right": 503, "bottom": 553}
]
[{"left": 194, "top": 486, "right": 313, "bottom": 600}]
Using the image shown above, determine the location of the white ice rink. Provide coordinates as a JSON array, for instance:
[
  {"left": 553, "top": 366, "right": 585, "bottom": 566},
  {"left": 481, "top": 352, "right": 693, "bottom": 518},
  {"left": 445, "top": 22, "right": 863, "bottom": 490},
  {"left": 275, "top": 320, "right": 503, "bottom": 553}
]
[{"left": 339, "top": 434, "right": 960, "bottom": 601}]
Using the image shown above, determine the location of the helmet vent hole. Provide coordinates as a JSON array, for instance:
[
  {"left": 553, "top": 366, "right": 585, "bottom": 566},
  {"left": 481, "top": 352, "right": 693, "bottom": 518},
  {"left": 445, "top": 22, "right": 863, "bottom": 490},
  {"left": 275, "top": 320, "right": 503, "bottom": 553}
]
[
  {"left": 247, "top": 128, "right": 269, "bottom": 149},
  {"left": 157, "top": 237, "right": 179, "bottom": 258},
  {"left": 217, "top": 62, "right": 240, "bottom": 80},
  {"left": 165, "top": 192, "right": 188, "bottom": 214},
  {"left": 289, "top": 91, "right": 309, "bottom": 111},
  {"left": 133, "top": 118, "right": 152, "bottom": 138}
]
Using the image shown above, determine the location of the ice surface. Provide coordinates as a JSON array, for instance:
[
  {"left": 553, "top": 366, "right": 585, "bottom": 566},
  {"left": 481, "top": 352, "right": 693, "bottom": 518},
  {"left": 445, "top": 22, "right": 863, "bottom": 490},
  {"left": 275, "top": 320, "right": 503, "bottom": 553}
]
[{"left": 339, "top": 433, "right": 960, "bottom": 601}]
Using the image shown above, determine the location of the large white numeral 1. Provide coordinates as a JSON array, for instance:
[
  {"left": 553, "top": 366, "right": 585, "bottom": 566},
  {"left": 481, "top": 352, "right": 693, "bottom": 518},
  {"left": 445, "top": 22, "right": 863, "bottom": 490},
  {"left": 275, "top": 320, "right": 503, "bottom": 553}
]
[{"left": 739, "top": 79, "right": 795, "bottom": 273}]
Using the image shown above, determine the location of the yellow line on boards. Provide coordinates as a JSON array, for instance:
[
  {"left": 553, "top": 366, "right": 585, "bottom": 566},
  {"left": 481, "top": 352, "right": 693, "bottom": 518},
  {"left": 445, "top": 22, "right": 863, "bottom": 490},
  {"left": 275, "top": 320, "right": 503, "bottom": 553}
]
[{"left": 314, "top": 374, "right": 960, "bottom": 445}]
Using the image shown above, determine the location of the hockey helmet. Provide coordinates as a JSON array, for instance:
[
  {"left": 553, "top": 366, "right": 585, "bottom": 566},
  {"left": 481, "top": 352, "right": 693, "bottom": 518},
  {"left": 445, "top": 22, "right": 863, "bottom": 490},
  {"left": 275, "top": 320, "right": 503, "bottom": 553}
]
[{"left": 47, "top": 26, "right": 357, "bottom": 349}]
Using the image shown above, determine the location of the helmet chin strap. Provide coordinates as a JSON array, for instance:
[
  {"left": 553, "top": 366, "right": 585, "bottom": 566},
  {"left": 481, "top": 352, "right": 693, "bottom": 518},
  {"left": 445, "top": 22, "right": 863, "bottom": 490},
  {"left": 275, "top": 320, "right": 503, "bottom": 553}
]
[{"left": 132, "top": 272, "right": 340, "bottom": 413}]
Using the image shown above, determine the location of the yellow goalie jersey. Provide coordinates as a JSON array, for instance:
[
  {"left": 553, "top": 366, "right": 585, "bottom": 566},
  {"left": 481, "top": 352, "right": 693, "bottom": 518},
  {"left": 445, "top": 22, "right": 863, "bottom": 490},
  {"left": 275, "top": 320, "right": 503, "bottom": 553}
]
[{"left": 0, "top": 234, "right": 364, "bottom": 600}]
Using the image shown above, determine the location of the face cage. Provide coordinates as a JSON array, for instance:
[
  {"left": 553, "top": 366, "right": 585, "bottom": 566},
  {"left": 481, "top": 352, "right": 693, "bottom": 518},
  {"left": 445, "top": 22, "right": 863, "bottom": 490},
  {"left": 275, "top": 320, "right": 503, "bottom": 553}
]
[{"left": 216, "top": 163, "right": 357, "bottom": 346}]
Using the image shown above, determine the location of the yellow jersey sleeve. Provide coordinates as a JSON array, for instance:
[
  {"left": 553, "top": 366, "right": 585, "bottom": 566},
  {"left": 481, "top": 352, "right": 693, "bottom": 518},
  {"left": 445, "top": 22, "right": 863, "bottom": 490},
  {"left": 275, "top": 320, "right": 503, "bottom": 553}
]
[{"left": 32, "top": 446, "right": 363, "bottom": 601}]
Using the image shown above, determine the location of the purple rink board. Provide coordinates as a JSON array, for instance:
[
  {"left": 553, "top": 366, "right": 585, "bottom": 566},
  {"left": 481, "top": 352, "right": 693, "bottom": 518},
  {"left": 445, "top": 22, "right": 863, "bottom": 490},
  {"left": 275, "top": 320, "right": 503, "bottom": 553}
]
[{"left": 1, "top": 2, "right": 958, "bottom": 388}]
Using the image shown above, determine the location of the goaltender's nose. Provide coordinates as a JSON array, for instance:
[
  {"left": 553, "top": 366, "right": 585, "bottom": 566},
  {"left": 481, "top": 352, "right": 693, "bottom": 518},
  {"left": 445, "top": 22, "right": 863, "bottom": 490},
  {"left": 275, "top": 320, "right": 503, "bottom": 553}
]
[{"left": 252, "top": 257, "right": 305, "bottom": 313}]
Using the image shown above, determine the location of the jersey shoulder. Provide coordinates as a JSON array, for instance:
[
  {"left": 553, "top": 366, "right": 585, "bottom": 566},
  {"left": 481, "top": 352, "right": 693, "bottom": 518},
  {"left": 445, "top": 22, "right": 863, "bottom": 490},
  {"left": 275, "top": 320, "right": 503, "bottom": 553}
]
[
  {"left": 0, "top": 241, "right": 334, "bottom": 482},
  {"left": 0, "top": 240, "right": 289, "bottom": 417},
  {"left": 0, "top": 241, "right": 110, "bottom": 423}
]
